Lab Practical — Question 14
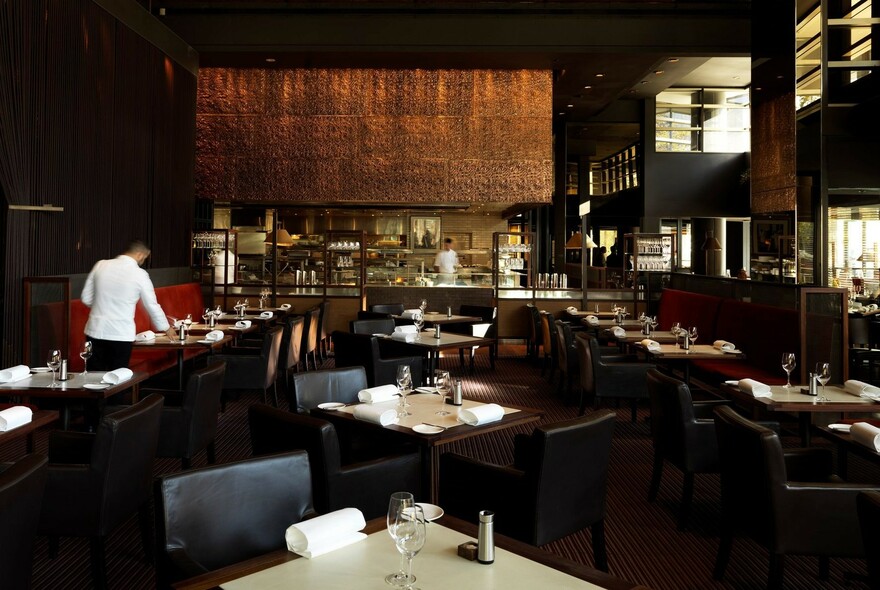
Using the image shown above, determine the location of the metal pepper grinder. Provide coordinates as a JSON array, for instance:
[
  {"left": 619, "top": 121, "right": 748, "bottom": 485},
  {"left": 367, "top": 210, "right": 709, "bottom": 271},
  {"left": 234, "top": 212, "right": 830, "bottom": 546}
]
[{"left": 477, "top": 510, "right": 495, "bottom": 564}]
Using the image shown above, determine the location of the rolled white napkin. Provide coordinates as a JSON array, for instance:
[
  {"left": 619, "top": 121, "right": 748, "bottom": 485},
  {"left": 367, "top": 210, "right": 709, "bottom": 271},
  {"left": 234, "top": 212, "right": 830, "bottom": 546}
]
[
  {"left": 869, "top": 304, "right": 879, "bottom": 312},
  {"left": 0, "top": 406, "right": 33, "bottom": 432},
  {"left": 391, "top": 332, "right": 417, "bottom": 343},
  {"left": 640, "top": 339, "right": 661, "bottom": 352},
  {"left": 357, "top": 384, "right": 399, "bottom": 403},
  {"left": 851, "top": 422, "right": 880, "bottom": 452},
  {"left": 259, "top": 311, "right": 274, "bottom": 319},
  {"left": 713, "top": 340, "right": 736, "bottom": 351},
  {"left": 401, "top": 309, "right": 422, "bottom": 319},
  {"left": 738, "top": 378, "right": 771, "bottom": 397},
  {"left": 458, "top": 403, "right": 504, "bottom": 426},
  {"left": 204, "top": 330, "right": 225, "bottom": 342},
  {"left": 353, "top": 404, "right": 399, "bottom": 426},
  {"left": 235, "top": 320, "right": 252, "bottom": 329},
  {"left": 135, "top": 330, "right": 156, "bottom": 341},
  {"left": 394, "top": 325, "right": 418, "bottom": 334},
  {"left": 279, "top": 303, "right": 292, "bottom": 310},
  {"left": 844, "top": 379, "right": 880, "bottom": 400},
  {"left": 610, "top": 326, "right": 626, "bottom": 338},
  {"left": 585, "top": 315, "right": 600, "bottom": 327},
  {"left": 285, "top": 508, "right": 367, "bottom": 559},
  {"left": 102, "top": 368, "right": 134, "bottom": 384},
  {"left": 567, "top": 306, "right": 578, "bottom": 313},
  {"left": 0, "top": 365, "right": 30, "bottom": 384}
]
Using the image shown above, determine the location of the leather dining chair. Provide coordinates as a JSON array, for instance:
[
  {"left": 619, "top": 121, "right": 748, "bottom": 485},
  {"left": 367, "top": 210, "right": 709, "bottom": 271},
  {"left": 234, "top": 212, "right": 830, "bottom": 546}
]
[
  {"left": 858, "top": 490, "right": 880, "bottom": 588},
  {"left": 151, "top": 361, "right": 227, "bottom": 469},
  {"left": 331, "top": 330, "right": 424, "bottom": 387},
  {"left": 291, "top": 366, "right": 367, "bottom": 413},
  {"left": 280, "top": 314, "right": 305, "bottom": 396},
  {"left": 154, "top": 451, "right": 315, "bottom": 590},
  {"left": 575, "top": 333, "right": 652, "bottom": 421},
  {"left": 447, "top": 304, "right": 498, "bottom": 370},
  {"left": 439, "top": 411, "right": 616, "bottom": 571},
  {"left": 350, "top": 318, "right": 396, "bottom": 335},
  {"left": 248, "top": 404, "right": 422, "bottom": 519},
  {"left": 38, "top": 394, "right": 164, "bottom": 590},
  {"left": 370, "top": 303, "right": 405, "bottom": 315},
  {"left": 317, "top": 299, "right": 332, "bottom": 361},
  {"left": 554, "top": 319, "right": 578, "bottom": 403},
  {"left": 526, "top": 303, "right": 542, "bottom": 361},
  {"left": 713, "top": 405, "right": 873, "bottom": 589},
  {"left": 0, "top": 453, "right": 48, "bottom": 590},
  {"left": 213, "top": 325, "right": 284, "bottom": 407},
  {"left": 539, "top": 310, "right": 558, "bottom": 380},
  {"left": 299, "top": 307, "right": 321, "bottom": 371}
]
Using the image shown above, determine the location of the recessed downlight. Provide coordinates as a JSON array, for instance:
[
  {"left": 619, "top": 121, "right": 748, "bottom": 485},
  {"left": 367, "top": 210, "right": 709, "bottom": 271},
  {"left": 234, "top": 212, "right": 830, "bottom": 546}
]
[{"left": 265, "top": 58, "right": 276, "bottom": 63}]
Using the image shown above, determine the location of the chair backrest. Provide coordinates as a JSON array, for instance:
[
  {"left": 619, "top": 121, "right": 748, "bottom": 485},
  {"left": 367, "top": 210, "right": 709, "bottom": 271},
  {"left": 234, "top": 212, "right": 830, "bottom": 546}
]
[
  {"left": 0, "top": 453, "right": 48, "bottom": 590},
  {"left": 318, "top": 299, "right": 332, "bottom": 340},
  {"left": 179, "top": 362, "right": 227, "bottom": 456},
  {"left": 370, "top": 303, "right": 404, "bottom": 315},
  {"left": 285, "top": 314, "right": 305, "bottom": 370},
  {"left": 523, "top": 410, "right": 616, "bottom": 545},
  {"left": 459, "top": 304, "right": 496, "bottom": 323},
  {"left": 850, "top": 316, "right": 871, "bottom": 348},
  {"left": 526, "top": 303, "right": 542, "bottom": 344},
  {"left": 357, "top": 310, "right": 392, "bottom": 320},
  {"left": 331, "top": 330, "right": 373, "bottom": 379},
  {"left": 292, "top": 366, "right": 367, "bottom": 413},
  {"left": 155, "top": 451, "right": 314, "bottom": 586},
  {"left": 350, "top": 318, "right": 395, "bottom": 335},
  {"left": 92, "top": 393, "right": 164, "bottom": 533},
  {"left": 301, "top": 307, "right": 320, "bottom": 356},
  {"left": 539, "top": 311, "right": 558, "bottom": 359},
  {"left": 248, "top": 404, "right": 342, "bottom": 513},
  {"left": 574, "top": 334, "right": 595, "bottom": 396},
  {"left": 646, "top": 368, "right": 697, "bottom": 463},
  {"left": 858, "top": 491, "right": 880, "bottom": 588},
  {"left": 262, "top": 325, "right": 285, "bottom": 387},
  {"left": 554, "top": 320, "right": 575, "bottom": 372}
]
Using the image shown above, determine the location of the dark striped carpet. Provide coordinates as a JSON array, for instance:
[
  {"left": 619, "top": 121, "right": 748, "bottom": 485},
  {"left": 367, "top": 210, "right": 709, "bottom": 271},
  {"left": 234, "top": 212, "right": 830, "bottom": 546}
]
[{"left": 7, "top": 346, "right": 875, "bottom": 589}]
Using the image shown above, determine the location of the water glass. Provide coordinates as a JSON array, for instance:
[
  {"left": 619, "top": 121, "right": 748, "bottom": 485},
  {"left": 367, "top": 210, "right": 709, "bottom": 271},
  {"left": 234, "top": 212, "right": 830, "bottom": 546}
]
[
  {"left": 79, "top": 341, "right": 93, "bottom": 375},
  {"left": 781, "top": 353, "right": 796, "bottom": 388},
  {"left": 47, "top": 349, "right": 62, "bottom": 387},
  {"left": 394, "top": 505, "right": 426, "bottom": 590},
  {"left": 396, "top": 365, "right": 412, "bottom": 417},
  {"left": 434, "top": 370, "right": 451, "bottom": 416},
  {"left": 815, "top": 362, "right": 831, "bottom": 401},
  {"left": 386, "top": 492, "right": 416, "bottom": 587}
]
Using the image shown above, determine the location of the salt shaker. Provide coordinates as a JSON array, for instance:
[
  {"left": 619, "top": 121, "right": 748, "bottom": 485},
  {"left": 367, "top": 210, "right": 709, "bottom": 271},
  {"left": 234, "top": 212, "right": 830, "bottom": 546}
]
[
  {"left": 477, "top": 510, "right": 495, "bottom": 564},
  {"left": 179, "top": 324, "right": 187, "bottom": 342},
  {"left": 59, "top": 359, "right": 69, "bottom": 381},
  {"left": 434, "top": 325, "right": 441, "bottom": 339},
  {"left": 452, "top": 378, "right": 463, "bottom": 405},
  {"left": 447, "top": 306, "right": 452, "bottom": 318},
  {"left": 808, "top": 372, "right": 818, "bottom": 396}
]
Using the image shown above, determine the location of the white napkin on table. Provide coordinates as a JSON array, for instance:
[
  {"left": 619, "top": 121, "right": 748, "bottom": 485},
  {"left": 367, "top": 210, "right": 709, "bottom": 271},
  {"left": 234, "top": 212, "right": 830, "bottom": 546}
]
[
  {"left": 102, "top": 368, "right": 133, "bottom": 384},
  {"left": 204, "top": 330, "right": 225, "bottom": 342},
  {"left": 0, "top": 406, "right": 32, "bottom": 431},
  {"left": 640, "top": 339, "right": 661, "bottom": 352},
  {"left": 235, "top": 320, "right": 252, "bottom": 329},
  {"left": 285, "top": 508, "right": 367, "bottom": 559},
  {"left": 844, "top": 379, "right": 880, "bottom": 400},
  {"left": 135, "top": 330, "right": 156, "bottom": 341},
  {"left": 0, "top": 365, "right": 30, "bottom": 384},
  {"left": 739, "top": 378, "right": 771, "bottom": 398},
  {"left": 259, "top": 311, "right": 274, "bottom": 319},
  {"left": 458, "top": 403, "right": 504, "bottom": 426},
  {"left": 279, "top": 303, "right": 292, "bottom": 310},
  {"left": 567, "top": 306, "right": 578, "bottom": 313},
  {"left": 391, "top": 332, "right": 417, "bottom": 343},
  {"left": 610, "top": 326, "right": 626, "bottom": 338},
  {"left": 713, "top": 340, "right": 736, "bottom": 351},
  {"left": 851, "top": 422, "right": 880, "bottom": 451},
  {"left": 353, "top": 404, "right": 399, "bottom": 426},
  {"left": 585, "top": 315, "right": 600, "bottom": 327},
  {"left": 395, "top": 325, "right": 418, "bottom": 334},
  {"left": 401, "top": 309, "right": 422, "bottom": 320},
  {"left": 357, "top": 384, "right": 399, "bottom": 404}
]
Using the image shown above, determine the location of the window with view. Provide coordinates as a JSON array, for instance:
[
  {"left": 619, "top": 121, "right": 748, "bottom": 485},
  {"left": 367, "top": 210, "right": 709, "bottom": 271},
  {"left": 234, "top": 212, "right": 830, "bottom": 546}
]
[{"left": 656, "top": 89, "right": 750, "bottom": 153}]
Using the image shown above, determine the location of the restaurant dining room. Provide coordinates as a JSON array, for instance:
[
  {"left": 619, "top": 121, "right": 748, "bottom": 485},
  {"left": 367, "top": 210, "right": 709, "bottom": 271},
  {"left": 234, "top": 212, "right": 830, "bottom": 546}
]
[{"left": 3, "top": 0, "right": 880, "bottom": 589}]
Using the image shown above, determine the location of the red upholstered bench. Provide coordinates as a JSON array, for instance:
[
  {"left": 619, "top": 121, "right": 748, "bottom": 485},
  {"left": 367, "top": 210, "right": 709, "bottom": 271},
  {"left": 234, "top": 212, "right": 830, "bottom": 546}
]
[{"left": 656, "top": 289, "right": 724, "bottom": 343}]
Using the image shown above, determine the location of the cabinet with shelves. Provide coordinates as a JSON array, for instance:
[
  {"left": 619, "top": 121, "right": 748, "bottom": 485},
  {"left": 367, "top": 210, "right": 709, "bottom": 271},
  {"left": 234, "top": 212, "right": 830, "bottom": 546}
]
[
  {"left": 324, "top": 231, "right": 365, "bottom": 296},
  {"left": 622, "top": 233, "right": 674, "bottom": 313},
  {"left": 191, "top": 229, "right": 237, "bottom": 286},
  {"left": 493, "top": 231, "right": 534, "bottom": 291}
]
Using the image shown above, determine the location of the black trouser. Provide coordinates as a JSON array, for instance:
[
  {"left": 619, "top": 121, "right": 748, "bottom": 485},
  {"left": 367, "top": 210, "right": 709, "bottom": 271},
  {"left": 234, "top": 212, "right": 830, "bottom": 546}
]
[{"left": 87, "top": 338, "right": 132, "bottom": 371}]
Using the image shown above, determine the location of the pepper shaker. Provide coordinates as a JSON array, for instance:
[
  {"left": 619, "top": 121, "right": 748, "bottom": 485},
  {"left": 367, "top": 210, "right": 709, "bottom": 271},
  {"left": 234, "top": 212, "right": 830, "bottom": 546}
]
[
  {"left": 452, "top": 378, "right": 463, "bottom": 405},
  {"left": 59, "top": 359, "right": 69, "bottom": 381},
  {"left": 477, "top": 510, "right": 495, "bottom": 564},
  {"left": 434, "top": 325, "right": 441, "bottom": 339},
  {"left": 447, "top": 306, "right": 452, "bottom": 318}
]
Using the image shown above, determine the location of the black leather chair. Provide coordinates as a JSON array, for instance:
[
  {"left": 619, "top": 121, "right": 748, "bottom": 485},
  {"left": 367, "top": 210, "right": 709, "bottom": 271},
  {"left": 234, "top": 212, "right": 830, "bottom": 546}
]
[
  {"left": 154, "top": 451, "right": 315, "bottom": 589},
  {"left": 446, "top": 304, "right": 497, "bottom": 370},
  {"left": 291, "top": 366, "right": 367, "bottom": 413},
  {"left": 299, "top": 307, "right": 321, "bottom": 371},
  {"left": 575, "top": 333, "right": 652, "bottom": 421},
  {"left": 440, "top": 411, "right": 616, "bottom": 571},
  {"left": 38, "top": 394, "right": 164, "bottom": 590},
  {"left": 555, "top": 319, "right": 578, "bottom": 402},
  {"left": 350, "top": 318, "right": 395, "bottom": 335},
  {"left": 713, "top": 405, "right": 873, "bottom": 589},
  {"left": 280, "top": 314, "right": 305, "bottom": 395},
  {"left": 150, "top": 361, "right": 226, "bottom": 469},
  {"left": 248, "top": 404, "right": 421, "bottom": 519},
  {"left": 332, "top": 330, "right": 423, "bottom": 387},
  {"left": 646, "top": 368, "right": 731, "bottom": 529},
  {"left": 849, "top": 315, "right": 880, "bottom": 382},
  {"left": 370, "top": 303, "right": 405, "bottom": 315},
  {"left": 526, "top": 303, "right": 542, "bottom": 360},
  {"left": 858, "top": 490, "right": 880, "bottom": 589},
  {"left": 0, "top": 453, "right": 48, "bottom": 590},
  {"left": 317, "top": 299, "right": 332, "bottom": 360},
  {"left": 357, "top": 310, "right": 393, "bottom": 320},
  {"left": 539, "top": 311, "right": 558, "bottom": 380},
  {"left": 213, "top": 325, "right": 284, "bottom": 407}
]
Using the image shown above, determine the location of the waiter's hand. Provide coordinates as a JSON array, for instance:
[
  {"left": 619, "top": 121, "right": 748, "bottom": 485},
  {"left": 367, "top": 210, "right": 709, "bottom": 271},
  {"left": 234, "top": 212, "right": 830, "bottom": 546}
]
[{"left": 166, "top": 327, "right": 178, "bottom": 340}]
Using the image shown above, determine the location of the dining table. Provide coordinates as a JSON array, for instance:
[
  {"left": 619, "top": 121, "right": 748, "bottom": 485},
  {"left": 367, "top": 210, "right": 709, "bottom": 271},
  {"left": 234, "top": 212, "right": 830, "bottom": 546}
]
[
  {"left": 313, "top": 392, "right": 542, "bottom": 503},
  {"left": 134, "top": 333, "right": 233, "bottom": 390},
  {"left": 382, "top": 331, "right": 496, "bottom": 384},
  {"left": 631, "top": 342, "right": 745, "bottom": 386},
  {"left": 816, "top": 422, "right": 880, "bottom": 479},
  {"left": 0, "top": 409, "right": 59, "bottom": 453},
  {"left": 172, "top": 514, "right": 643, "bottom": 590},
  {"left": 392, "top": 312, "right": 484, "bottom": 326},
  {"left": 720, "top": 382, "right": 877, "bottom": 446},
  {"left": 0, "top": 370, "right": 148, "bottom": 429},
  {"left": 610, "top": 329, "right": 680, "bottom": 345}
]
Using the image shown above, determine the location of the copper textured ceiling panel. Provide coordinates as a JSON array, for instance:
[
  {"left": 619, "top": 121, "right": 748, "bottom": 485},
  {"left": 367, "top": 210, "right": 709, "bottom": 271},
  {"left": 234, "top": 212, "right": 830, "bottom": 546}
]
[{"left": 196, "top": 68, "right": 552, "bottom": 204}]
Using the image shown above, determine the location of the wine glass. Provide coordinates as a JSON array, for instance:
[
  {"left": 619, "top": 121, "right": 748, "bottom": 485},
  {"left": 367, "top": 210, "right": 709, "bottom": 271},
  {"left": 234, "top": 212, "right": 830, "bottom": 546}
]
[
  {"left": 79, "top": 341, "right": 93, "bottom": 376},
  {"left": 47, "top": 349, "right": 62, "bottom": 388},
  {"left": 419, "top": 299, "right": 428, "bottom": 313},
  {"left": 386, "top": 492, "right": 416, "bottom": 587},
  {"left": 434, "top": 370, "right": 451, "bottom": 416},
  {"left": 688, "top": 327, "right": 699, "bottom": 352},
  {"left": 396, "top": 365, "right": 413, "bottom": 417},
  {"left": 816, "top": 362, "right": 831, "bottom": 401},
  {"left": 649, "top": 316, "right": 659, "bottom": 335},
  {"left": 184, "top": 313, "right": 193, "bottom": 328},
  {"left": 393, "top": 505, "right": 426, "bottom": 590},
  {"left": 412, "top": 313, "right": 425, "bottom": 338},
  {"left": 781, "top": 353, "right": 796, "bottom": 388}
]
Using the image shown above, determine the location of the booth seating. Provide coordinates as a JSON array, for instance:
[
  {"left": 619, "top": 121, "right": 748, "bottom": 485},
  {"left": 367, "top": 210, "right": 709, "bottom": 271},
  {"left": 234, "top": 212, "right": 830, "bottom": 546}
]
[{"left": 657, "top": 289, "right": 799, "bottom": 385}]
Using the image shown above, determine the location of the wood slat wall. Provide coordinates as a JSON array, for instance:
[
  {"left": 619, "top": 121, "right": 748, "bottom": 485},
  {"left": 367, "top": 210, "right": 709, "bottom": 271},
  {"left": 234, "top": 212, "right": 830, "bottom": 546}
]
[{"left": 0, "top": 0, "right": 197, "bottom": 365}]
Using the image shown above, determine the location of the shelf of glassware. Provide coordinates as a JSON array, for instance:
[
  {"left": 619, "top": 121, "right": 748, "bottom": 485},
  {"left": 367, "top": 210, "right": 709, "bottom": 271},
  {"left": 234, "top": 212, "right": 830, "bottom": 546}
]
[
  {"left": 324, "top": 230, "right": 365, "bottom": 297},
  {"left": 623, "top": 233, "right": 675, "bottom": 280},
  {"left": 191, "top": 229, "right": 237, "bottom": 283},
  {"left": 493, "top": 232, "right": 534, "bottom": 291}
]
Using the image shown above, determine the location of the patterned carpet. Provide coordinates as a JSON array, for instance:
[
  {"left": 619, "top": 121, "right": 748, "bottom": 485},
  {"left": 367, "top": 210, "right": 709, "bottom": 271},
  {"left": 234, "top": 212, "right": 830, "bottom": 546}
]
[{"left": 8, "top": 345, "right": 876, "bottom": 589}]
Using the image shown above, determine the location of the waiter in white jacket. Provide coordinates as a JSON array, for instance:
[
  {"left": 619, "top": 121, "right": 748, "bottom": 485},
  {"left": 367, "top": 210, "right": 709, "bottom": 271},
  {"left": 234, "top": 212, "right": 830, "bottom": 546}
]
[{"left": 81, "top": 240, "right": 177, "bottom": 370}]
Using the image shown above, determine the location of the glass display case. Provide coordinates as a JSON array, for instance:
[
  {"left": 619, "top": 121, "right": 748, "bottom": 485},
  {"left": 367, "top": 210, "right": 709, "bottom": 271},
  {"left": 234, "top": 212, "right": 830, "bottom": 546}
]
[
  {"left": 191, "top": 230, "right": 238, "bottom": 307},
  {"left": 493, "top": 232, "right": 533, "bottom": 291},
  {"left": 622, "top": 233, "right": 674, "bottom": 287},
  {"left": 325, "top": 230, "right": 365, "bottom": 297}
]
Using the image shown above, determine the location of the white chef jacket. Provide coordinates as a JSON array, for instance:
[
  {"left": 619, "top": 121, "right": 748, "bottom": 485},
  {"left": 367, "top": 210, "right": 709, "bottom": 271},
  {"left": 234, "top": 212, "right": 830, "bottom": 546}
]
[
  {"left": 434, "top": 249, "right": 459, "bottom": 274},
  {"left": 81, "top": 255, "right": 171, "bottom": 341}
]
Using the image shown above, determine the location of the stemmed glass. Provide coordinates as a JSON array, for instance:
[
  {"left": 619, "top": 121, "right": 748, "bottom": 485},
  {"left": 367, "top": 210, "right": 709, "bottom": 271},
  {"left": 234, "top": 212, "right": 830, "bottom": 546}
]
[
  {"left": 781, "top": 353, "right": 796, "bottom": 388},
  {"left": 815, "top": 362, "right": 831, "bottom": 401},
  {"left": 386, "top": 492, "right": 416, "bottom": 587},
  {"left": 79, "top": 341, "right": 93, "bottom": 376},
  {"left": 649, "top": 316, "right": 659, "bottom": 334},
  {"left": 396, "top": 365, "right": 412, "bottom": 417},
  {"left": 419, "top": 299, "right": 428, "bottom": 313},
  {"left": 393, "top": 505, "right": 426, "bottom": 590},
  {"left": 434, "top": 370, "right": 451, "bottom": 416},
  {"left": 687, "top": 327, "right": 698, "bottom": 353},
  {"left": 412, "top": 312, "right": 425, "bottom": 338},
  {"left": 47, "top": 349, "right": 62, "bottom": 387}
]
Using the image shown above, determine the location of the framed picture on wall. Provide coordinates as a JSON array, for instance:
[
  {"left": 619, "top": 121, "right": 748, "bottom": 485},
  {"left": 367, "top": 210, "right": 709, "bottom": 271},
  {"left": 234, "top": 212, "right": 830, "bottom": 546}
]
[
  {"left": 410, "top": 216, "right": 441, "bottom": 251},
  {"left": 753, "top": 219, "right": 788, "bottom": 254}
]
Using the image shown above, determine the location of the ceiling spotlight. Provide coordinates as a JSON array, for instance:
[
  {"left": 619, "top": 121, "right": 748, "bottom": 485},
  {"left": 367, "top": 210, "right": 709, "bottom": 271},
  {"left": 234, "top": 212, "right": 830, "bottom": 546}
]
[
  {"left": 667, "top": 57, "right": 679, "bottom": 63},
  {"left": 776, "top": 75, "right": 784, "bottom": 79},
  {"left": 558, "top": 112, "right": 566, "bottom": 116},
  {"left": 265, "top": 58, "right": 276, "bottom": 63},
  {"left": 654, "top": 70, "right": 664, "bottom": 75},
  {"left": 583, "top": 85, "right": 592, "bottom": 89},
  {"left": 595, "top": 73, "right": 605, "bottom": 78},
  {"left": 566, "top": 104, "right": 574, "bottom": 108}
]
